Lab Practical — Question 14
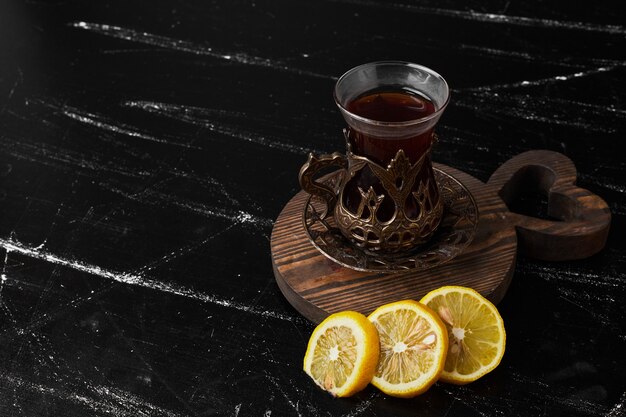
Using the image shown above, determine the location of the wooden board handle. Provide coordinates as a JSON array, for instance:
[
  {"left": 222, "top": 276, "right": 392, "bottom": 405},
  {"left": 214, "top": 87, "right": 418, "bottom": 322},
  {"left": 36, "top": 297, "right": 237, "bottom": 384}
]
[{"left": 487, "top": 150, "right": 611, "bottom": 261}]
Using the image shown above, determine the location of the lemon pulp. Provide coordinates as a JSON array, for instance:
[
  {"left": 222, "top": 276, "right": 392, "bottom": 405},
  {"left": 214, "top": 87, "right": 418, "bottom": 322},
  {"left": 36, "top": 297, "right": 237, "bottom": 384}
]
[
  {"left": 421, "top": 286, "right": 506, "bottom": 384},
  {"left": 303, "top": 311, "right": 379, "bottom": 397},
  {"left": 368, "top": 300, "right": 448, "bottom": 397}
]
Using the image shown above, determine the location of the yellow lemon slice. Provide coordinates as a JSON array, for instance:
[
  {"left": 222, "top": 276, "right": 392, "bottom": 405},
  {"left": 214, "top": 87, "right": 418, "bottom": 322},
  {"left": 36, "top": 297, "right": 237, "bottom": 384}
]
[
  {"left": 367, "top": 300, "right": 448, "bottom": 398},
  {"left": 303, "top": 311, "right": 379, "bottom": 397},
  {"left": 420, "top": 286, "right": 506, "bottom": 385}
]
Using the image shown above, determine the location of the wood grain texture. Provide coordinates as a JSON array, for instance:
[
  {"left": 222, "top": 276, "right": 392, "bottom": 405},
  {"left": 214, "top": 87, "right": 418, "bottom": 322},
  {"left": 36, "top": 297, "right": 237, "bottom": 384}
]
[
  {"left": 272, "top": 163, "right": 517, "bottom": 323},
  {"left": 488, "top": 150, "right": 611, "bottom": 261},
  {"left": 272, "top": 151, "right": 611, "bottom": 323}
]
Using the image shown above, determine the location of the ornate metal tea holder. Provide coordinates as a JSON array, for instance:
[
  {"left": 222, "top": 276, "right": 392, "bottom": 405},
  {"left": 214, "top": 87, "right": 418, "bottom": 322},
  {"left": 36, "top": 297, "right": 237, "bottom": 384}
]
[
  {"left": 300, "top": 134, "right": 450, "bottom": 254},
  {"left": 304, "top": 166, "right": 478, "bottom": 272},
  {"left": 271, "top": 150, "right": 611, "bottom": 323}
]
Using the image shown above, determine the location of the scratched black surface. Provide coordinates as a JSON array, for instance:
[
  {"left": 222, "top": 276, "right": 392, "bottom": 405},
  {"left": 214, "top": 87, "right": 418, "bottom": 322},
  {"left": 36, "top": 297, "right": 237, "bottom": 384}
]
[{"left": 1, "top": 0, "right": 625, "bottom": 416}]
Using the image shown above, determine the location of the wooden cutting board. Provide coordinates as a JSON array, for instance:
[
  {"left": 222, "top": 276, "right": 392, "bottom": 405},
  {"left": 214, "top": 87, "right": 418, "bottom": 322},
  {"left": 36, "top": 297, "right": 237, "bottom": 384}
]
[{"left": 271, "top": 151, "right": 611, "bottom": 323}]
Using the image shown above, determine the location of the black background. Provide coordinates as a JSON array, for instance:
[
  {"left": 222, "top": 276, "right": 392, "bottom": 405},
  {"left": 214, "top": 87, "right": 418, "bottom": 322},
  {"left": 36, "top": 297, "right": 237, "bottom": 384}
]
[{"left": 1, "top": 1, "right": 625, "bottom": 416}]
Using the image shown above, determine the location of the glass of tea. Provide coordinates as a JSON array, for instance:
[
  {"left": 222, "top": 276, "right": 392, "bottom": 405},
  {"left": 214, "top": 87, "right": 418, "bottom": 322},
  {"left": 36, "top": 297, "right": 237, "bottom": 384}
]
[{"left": 300, "top": 61, "right": 450, "bottom": 253}]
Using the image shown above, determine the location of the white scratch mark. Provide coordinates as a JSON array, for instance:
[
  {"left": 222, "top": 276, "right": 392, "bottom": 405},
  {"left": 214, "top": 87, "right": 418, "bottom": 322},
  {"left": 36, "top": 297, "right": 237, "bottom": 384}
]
[
  {"left": 445, "top": 383, "right": 611, "bottom": 417},
  {"left": 1, "top": 67, "right": 23, "bottom": 115},
  {"left": 455, "top": 42, "right": 624, "bottom": 70},
  {"left": 341, "top": 392, "right": 379, "bottom": 417},
  {"left": 508, "top": 369, "right": 550, "bottom": 388},
  {"left": 99, "top": 182, "right": 273, "bottom": 229},
  {"left": 453, "top": 100, "right": 618, "bottom": 134},
  {"left": 0, "top": 135, "right": 150, "bottom": 179},
  {"left": 91, "top": 384, "right": 183, "bottom": 417},
  {"left": 458, "top": 44, "right": 535, "bottom": 61},
  {"left": 62, "top": 106, "right": 201, "bottom": 149},
  {"left": 0, "top": 236, "right": 300, "bottom": 324},
  {"left": 101, "top": 47, "right": 161, "bottom": 54},
  {"left": 0, "top": 248, "right": 8, "bottom": 284},
  {"left": 70, "top": 22, "right": 334, "bottom": 80},
  {"left": 521, "top": 264, "right": 625, "bottom": 288},
  {"left": 136, "top": 223, "right": 237, "bottom": 274},
  {"left": 26, "top": 97, "right": 199, "bottom": 149},
  {"left": 122, "top": 100, "right": 316, "bottom": 155},
  {"left": 0, "top": 247, "right": 16, "bottom": 322},
  {"left": 442, "top": 388, "right": 490, "bottom": 417},
  {"left": 461, "top": 65, "right": 621, "bottom": 92},
  {"left": 453, "top": 92, "right": 626, "bottom": 133},
  {"left": 578, "top": 173, "right": 626, "bottom": 193},
  {"left": 606, "top": 392, "right": 626, "bottom": 417},
  {"left": 264, "top": 410, "right": 272, "bottom": 417},
  {"left": 166, "top": 168, "right": 240, "bottom": 206},
  {"left": 264, "top": 374, "right": 306, "bottom": 417},
  {"left": 328, "top": 0, "right": 626, "bottom": 34},
  {"left": 0, "top": 373, "right": 182, "bottom": 417},
  {"left": 233, "top": 403, "right": 242, "bottom": 417},
  {"left": 33, "top": 240, "right": 47, "bottom": 250},
  {"left": 557, "top": 289, "right": 614, "bottom": 328}
]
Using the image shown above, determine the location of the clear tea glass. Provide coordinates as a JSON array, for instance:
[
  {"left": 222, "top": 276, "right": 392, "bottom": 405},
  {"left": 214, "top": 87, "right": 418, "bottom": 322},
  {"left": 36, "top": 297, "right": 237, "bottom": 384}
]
[{"left": 300, "top": 61, "right": 450, "bottom": 252}]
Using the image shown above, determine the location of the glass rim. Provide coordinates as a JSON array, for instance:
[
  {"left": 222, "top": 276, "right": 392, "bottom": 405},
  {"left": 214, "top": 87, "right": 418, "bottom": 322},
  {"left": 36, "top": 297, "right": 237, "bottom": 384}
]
[{"left": 333, "top": 61, "right": 450, "bottom": 127}]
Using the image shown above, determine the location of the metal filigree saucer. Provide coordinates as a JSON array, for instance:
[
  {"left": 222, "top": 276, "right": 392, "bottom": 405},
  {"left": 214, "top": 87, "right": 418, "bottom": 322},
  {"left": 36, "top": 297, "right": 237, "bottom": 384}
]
[{"left": 303, "top": 168, "right": 479, "bottom": 272}]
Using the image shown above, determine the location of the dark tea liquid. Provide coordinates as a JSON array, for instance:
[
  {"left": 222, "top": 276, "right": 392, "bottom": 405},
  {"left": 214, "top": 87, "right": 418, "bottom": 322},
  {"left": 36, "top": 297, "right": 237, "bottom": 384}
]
[
  {"left": 346, "top": 89, "right": 436, "bottom": 165},
  {"left": 343, "top": 89, "right": 439, "bottom": 221}
]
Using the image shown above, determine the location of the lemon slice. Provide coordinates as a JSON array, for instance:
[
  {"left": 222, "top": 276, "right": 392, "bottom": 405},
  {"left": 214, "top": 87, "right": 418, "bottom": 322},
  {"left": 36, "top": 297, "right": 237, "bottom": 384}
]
[
  {"left": 420, "top": 286, "right": 506, "bottom": 385},
  {"left": 367, "top": 300, "right": 448, "bottom": 397},
  {"left": 303, "top": 311, "right": 379, "bottom": 397}
]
